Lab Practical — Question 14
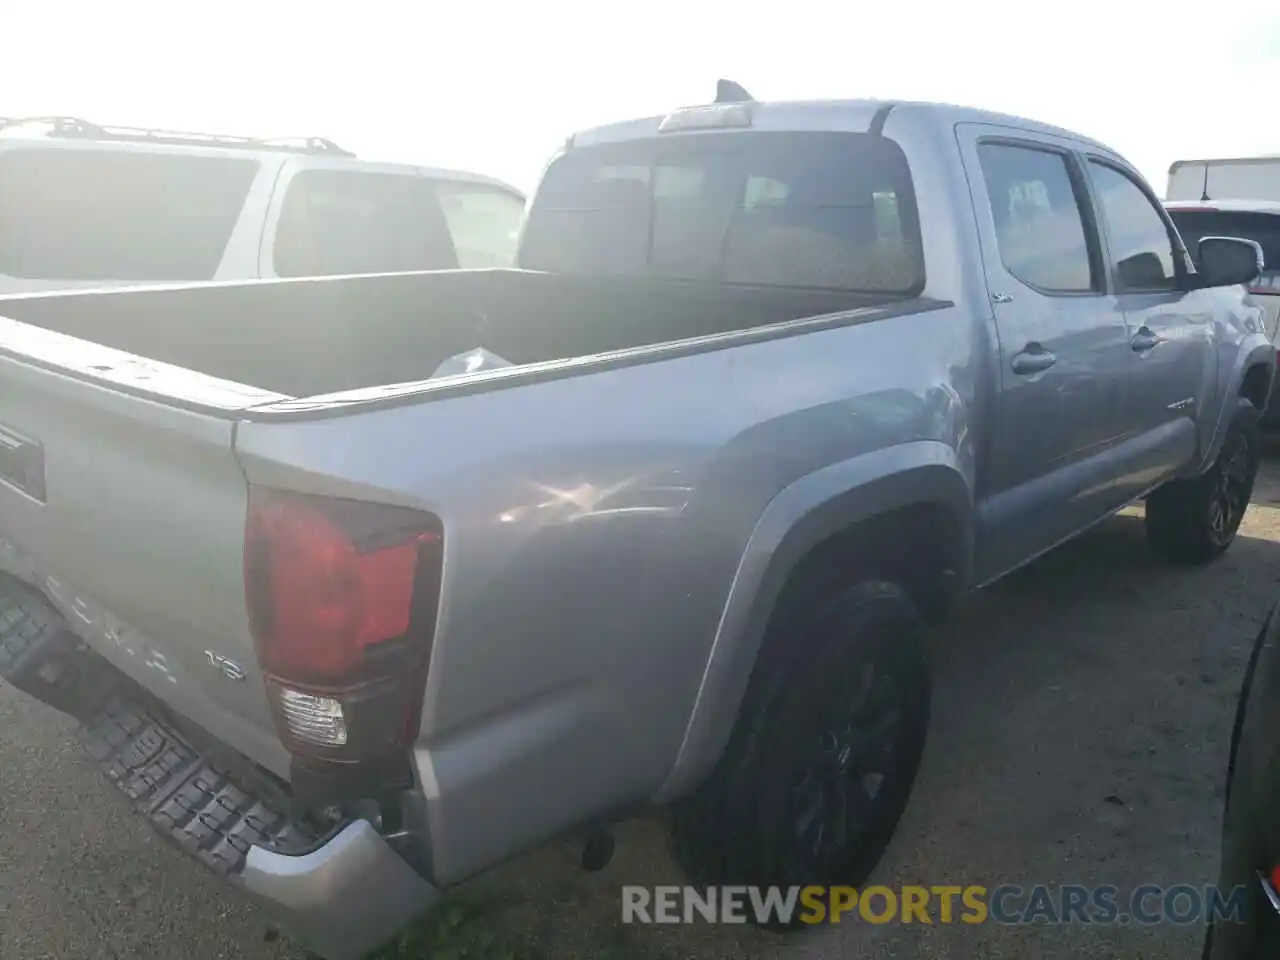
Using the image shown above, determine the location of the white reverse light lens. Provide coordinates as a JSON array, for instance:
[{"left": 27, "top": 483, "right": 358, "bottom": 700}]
[{"left": 277, "top": 688, "right": 348, "bottom": 747}]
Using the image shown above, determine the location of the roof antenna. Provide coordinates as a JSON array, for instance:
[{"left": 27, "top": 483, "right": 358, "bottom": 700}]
[
  {"left": 715, "top": 79, "right": 754, "bottom": 104},
  {"left": 1200, "top": 162, "right": 1211, "bottom": 202}
]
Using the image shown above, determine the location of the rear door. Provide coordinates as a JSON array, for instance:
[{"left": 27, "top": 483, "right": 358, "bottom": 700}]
[{"left": 956, "top": 125, "right": 1132, "bottom": 580}]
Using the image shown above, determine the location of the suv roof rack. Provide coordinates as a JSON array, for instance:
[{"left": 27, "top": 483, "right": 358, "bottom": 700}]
[{"left": 0, "top": 116, "right": 356, "bottom": 158}]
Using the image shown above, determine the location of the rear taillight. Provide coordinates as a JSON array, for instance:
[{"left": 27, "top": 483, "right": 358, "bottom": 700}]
[
  {"left": 244, "top": 487, "right": 443, "bottom": 762},
  {"left": 1249, "top": 275, "right": 1280, "bottom": 296}
]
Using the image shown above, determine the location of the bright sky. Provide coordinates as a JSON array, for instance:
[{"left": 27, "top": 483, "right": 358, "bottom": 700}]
[{"left": 5, "top": 1, "right": 1280, "bottom": 197}]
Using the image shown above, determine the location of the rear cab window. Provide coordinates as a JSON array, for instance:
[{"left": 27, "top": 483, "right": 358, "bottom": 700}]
[
  {"left": 0, "top": 146, "right": 258, "bottom": 281},
  {"left": 518, "top": 130, "right": 924, "bottom": 294}
]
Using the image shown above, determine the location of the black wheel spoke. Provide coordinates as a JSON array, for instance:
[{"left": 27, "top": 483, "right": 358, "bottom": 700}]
[
  {"left": 832, "top": 778, "right": 851, "bottom": 849},
  {"left": 844, "top": 777, "right": 876, "bottom": 825},
  {"left": 1201, "top": 432, "right": 1255, "bottom": 548},
  {"left": 671, "top": 583, "right": 930, "bottom": 909},
  {"left": 789, "top": 646, "right": 912, "bottom": 866}
]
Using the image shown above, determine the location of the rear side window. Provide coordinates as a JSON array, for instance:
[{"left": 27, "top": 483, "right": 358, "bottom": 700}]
[
  {"left": 273, "top": 170, "right": 460, "bottom": 278},
  {"left": 976, "top": 143, "right": 1097, "bottom": 293},
  {"left": 434, "top": 181, "right": 525, "bottom": 268},
  {"left": 0, "top": 147, "right": 258, "bottom": 281},
  {"left": 519, "top": 131, "right": 924, "bottom": 294},
  {"left": 1167, "top": 209, "right": 1280, "bottom": 279}
]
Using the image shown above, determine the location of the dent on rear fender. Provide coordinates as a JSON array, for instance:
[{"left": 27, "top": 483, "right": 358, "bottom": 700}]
[{"left": 654, "top": 442, "right": 972, "bottom": 803}]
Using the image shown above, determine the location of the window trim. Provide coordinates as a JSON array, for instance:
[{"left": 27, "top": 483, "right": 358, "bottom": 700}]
[
  {"left": 1083, "top": 155, "right": 1191, "bottom": 296},
  {"left": 974, "top": 136, "right": 1107, "bottom": 298}
]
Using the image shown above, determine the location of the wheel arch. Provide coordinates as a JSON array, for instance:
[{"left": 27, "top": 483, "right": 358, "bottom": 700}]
[
  {"left": 1196, "top": 338, "right": 1274, "bottom": 474},
  {"left": 654, "top": 441, "right": 973, "bottom": 802}
]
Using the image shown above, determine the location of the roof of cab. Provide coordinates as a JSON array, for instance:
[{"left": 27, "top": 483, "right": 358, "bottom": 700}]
[{"left": 567, "top": 97, "right": 1116, "bottom": 156}]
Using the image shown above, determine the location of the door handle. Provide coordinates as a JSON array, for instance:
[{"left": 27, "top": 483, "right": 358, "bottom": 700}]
[
  {"left": 1011, "top": 344, "right": 1057, "bottom": 375},
  {"left": 1131, "top": 327, "right": 1165, "bottom": 352}
]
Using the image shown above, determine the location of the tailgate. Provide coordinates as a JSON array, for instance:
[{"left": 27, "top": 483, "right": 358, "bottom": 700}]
[{"left": 0, "top": 322, "right": 293, "bottom": 777}]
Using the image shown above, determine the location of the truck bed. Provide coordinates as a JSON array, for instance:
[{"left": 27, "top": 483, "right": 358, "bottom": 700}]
[{"left": 0, "top": 269, "right": 882, "bottom": 399}]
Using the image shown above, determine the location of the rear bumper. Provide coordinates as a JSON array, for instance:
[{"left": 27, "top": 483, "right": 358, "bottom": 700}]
[
  {"left": 0, "top": 578, "right": 439, "bottom": 960},
  {"left": 243, "top": 820, "right": 440, "bottom": 960},
  {"left": 82, "top": 693, "right": 440, "bottom": 960}
]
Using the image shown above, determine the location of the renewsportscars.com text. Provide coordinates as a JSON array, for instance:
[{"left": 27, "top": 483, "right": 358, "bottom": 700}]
[{"left": 621, "top": 884, "right": 1248, "bottom": 926}]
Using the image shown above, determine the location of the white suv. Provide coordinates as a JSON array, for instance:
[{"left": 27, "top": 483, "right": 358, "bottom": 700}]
[{"left": 0, "top": 116, "right": 526, "bottom": 295}]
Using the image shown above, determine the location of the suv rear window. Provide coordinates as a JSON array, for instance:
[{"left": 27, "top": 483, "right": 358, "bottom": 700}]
[
  {"left": 272, "top": 172, "right": 525, "bottom": 278},
  {"left": 519, "top": 131, "right": 924, "bottom": 294},
  {"left": 0, "top": 147, "right": 258, "bottom": 281},
  {"left": 273, "top": 170, "right": 460, "bottom": 278},
  {"left": 435, "top": 181, "right": 525, "bottom": 268},
  {"left": 1167, "top": 209, "right": 1280, "bottom": 277}
]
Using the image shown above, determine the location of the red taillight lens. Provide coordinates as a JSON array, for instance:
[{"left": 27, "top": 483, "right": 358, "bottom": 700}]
[{"left": 244, "top": 487, "right": 443, "bottom": 760}]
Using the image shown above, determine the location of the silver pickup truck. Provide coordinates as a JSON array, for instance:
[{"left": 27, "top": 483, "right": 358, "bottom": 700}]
[{"left": 0, "top": 87, "right": 1274, "bottom": 959}]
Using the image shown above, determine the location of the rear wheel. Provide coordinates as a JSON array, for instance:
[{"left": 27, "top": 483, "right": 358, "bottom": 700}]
[
  {"left": 1146, "top": 398, "right": 1260, "bottom": 565},
  {"left": 670, "top": 580, "right": 930, "bottom": 923}
]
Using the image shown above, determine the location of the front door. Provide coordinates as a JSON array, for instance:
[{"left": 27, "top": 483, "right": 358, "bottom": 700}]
[
  {"left": 1083, "top": 158, "right": 1216, "bottom": 479},
  {"left": 957, "top": 127, "right": 1132, "bottom": 581}
]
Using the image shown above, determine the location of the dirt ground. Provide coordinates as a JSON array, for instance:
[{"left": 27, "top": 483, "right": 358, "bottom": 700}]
[{"left": 5, "top": 456, "right": 1280, "bottom": 959}]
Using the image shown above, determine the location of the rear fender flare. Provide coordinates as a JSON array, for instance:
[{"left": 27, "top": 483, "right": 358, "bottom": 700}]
[{"left": 654, "top": 440, "right": 973, "bottom": 802}]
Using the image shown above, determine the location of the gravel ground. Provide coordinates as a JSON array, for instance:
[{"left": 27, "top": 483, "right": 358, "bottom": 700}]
[{"left": 5, "top": 458, "right": 1280, "bottom": 959}]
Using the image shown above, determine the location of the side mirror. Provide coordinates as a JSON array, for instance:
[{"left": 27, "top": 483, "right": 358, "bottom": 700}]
[{"left": 1195, "top": 236, "right": 1264, "bottom": 289}]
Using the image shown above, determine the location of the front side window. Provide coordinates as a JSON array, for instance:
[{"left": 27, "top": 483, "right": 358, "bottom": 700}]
[
  {"left": 1087, "top": 160, "right": 1179, "bottom": 292},
  {"left": 976, "top": 143, "right": 1097, "bottom": 293},
  {"left": 0, "top": 147, "right": 259, "bottom": 281},
  {"left": 273, "top": 170, "right": 458, "bottom": 278},
  {"left": 519, "top": 131, "right": 925, "bottom": 294}
]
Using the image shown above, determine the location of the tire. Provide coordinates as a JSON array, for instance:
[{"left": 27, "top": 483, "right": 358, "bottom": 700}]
[
  {"left": 1146, "top": 398, "right": 1261, "bottom": 566},
  {"left": 670, "top": 579, "right": 930, "bottom": 924},
  {"left": 1203, "top": 609, "right": 1273, "bottom": 960}
]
